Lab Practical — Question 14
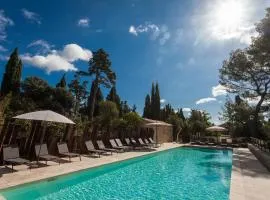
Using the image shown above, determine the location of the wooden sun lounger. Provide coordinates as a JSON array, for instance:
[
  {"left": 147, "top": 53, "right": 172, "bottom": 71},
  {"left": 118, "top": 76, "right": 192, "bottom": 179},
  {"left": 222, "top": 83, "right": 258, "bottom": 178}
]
[
  {"left": 96, "top": 140, "right": 120, "bottom": 153},
  {"left": 85, "top": 140, "right": 109, "bottom": 157},
  {"left": 57, "top": 142, "right": 81, "bottom": 162},
  {"left": 144, "top": 138, "right": 154, "bottom": 147},
  {"left": 3, "top": 146, "right": 31, "bottom": 172},
  {"left": 109, "top": 139, "right": 125, "bottom": 151},
  {"left": 138, "top": 138, "right": 151, "bottom": 147},
  {"left": 35, "top": 144, "right": 61, "bottom": 165},
  {"left": 115, "top": 138, "right": 131, "bottom": 150}
]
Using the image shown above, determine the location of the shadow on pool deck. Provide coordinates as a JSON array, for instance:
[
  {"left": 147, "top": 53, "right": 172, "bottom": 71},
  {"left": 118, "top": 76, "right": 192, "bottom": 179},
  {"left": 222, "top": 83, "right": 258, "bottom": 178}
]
[{"left": 233, "top": 148, "right": 270, "bottom": 178}]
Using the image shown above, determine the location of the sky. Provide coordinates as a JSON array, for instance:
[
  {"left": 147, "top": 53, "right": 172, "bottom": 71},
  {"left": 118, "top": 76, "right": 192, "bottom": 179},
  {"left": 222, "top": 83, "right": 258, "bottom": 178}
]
[{"left": 0, "top": 0, "right": 270, "bottom": 124}]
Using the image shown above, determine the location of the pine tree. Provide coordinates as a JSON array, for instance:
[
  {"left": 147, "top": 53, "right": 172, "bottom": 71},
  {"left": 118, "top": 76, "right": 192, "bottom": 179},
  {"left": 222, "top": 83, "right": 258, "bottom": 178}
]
[
  {"left": 88, "top": 81, "right": 104, "bottom": 117},
  {"left": 93, "top": 87, "right": 103, "bottom": 116},
  {"left": 79, "top": 49, "right": 116, "bottom": 121},
  {"left": 1, "top": 48, "right": 22, "bottom": 96},
  {"left": 143, "top": 94, "right": 151, "bottom": 118},
  {"left": 56, "top": 74, "right": 67, "bottom": 88}
]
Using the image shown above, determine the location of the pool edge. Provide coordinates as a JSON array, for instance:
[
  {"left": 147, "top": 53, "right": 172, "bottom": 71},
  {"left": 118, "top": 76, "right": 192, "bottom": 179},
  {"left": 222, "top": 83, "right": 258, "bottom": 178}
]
[{"left": 0, "top": 144, "right": 182, "bottom": 192}]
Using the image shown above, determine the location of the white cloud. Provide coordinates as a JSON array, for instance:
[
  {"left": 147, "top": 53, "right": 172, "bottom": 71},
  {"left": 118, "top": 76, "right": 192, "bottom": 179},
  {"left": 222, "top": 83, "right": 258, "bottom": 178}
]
[
  {"left": 191, "top": 0, "right": 260, "bottom": 45},
  {"left": 196, "top": 97, "right": 217, "bottom": 105},
  {"left": 129, "top": 26, "right": 137, "bottom": 36},
  {"left": 159, "top": 31, "right": 171, "bottom": 45},
  {"left": 187, "top": 57, "right": 195, "bottom": 65},
  {"left": 129, "top": 22, "right": 171, "bottom": 45},
  {"left": 245, "top": 97, "right": 270, "bottom": 106},
  {"left": 78, "top": 18, "right": 89, "bottom": 27},
  {"left": 27, "top": 39, "right": 54, "bottom": 53},
  {"left": 0, "top": 10, "right": 14, "bottom": 41},
  {"left": 182, "top": 108, "right": 191, "bottom": 112},
  {"left": 160, "top": 99, "right": 166, "bottom": 104},
  {"left": 129, "top": 22, "right": 160, "bottom": 37},
  {"left": 0, "top": 45, "right": 7, "bottom": 52},
  {"left": 60, "top": 44, "right": 92, "bottom": 62},
  {"left": 21, "top": 43, "right": 92, "bottom": 73},
  {"left": 21, "top": 9, "right": 41, "bottom": 24},
  {"left": 212, "top": 84, "right": 228, "bottom": 97}
]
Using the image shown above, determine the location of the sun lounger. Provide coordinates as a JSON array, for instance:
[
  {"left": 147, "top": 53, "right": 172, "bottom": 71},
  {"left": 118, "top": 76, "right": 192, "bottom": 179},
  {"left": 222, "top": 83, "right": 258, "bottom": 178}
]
[
  {"left": 96, "top": 140, "right": 120, "bottom": 153},
  {"left": 109, "top": 139, "right": 125, "bottom": 151},
  {"left": 148, "top": 137, "right": 160, "bottom": 147},
  {"left": 35, "top": 144, "right": 61, "bottom": 165},
  {"left": 144, "top": 138, "right": 154, "bottom": 147},
  {"left": 3, "top": 146, "right": 31, "bottom": 172},
  {"left": 85, "top": 140, "right": 109, "bottom": 157},
  {"left": 138, "top": 138, "right": 151, "bottom": 147},
  {"left": 57, "top": 142, "right": 81, "bottom": 161},
  {"left": 115, "top": 138, "right": 131, "bottom": 150}
]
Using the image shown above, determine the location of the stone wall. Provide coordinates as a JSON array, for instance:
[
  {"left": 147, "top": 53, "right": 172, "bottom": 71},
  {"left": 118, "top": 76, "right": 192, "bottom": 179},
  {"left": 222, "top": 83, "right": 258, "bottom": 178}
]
[{"left": 248, "top": 143, "right": 270, "bottom": 172}]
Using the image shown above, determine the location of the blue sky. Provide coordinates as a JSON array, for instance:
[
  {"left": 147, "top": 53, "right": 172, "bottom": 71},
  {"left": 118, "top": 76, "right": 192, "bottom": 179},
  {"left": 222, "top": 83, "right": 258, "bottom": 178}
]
[{"left": 0, "top": 0, "right": 270, "bottom": 123}]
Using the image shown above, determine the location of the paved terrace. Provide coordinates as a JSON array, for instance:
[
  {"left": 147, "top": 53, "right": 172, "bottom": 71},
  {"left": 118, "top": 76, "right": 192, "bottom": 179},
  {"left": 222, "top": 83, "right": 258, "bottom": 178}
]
[
  {"left": 0, "top": 143, "right": 182, "bottom": 190},
  {"left": 1, "top": 143, "right": 270, "bottom": 200},
  {"left": 230, "top": 148, "right": 270, "bottom": 200}
]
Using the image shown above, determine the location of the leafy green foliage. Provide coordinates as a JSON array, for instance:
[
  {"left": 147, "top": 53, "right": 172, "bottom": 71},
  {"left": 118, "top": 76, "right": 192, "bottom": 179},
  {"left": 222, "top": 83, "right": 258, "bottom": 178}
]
[
  {"left": 56, "top": 74, "right": 67, "bottom": 88},
  {"left": 79, "top": 49, "right": 116, "bottom": 121},
  {"left": 143, "top": 82, "right": 161, "bottom": 119},
  {"left": 1, "top": 48, "right": 22, "bottom": 96},
  {"left": 219, "top": 8, "right": 270, "bottom": 134}
]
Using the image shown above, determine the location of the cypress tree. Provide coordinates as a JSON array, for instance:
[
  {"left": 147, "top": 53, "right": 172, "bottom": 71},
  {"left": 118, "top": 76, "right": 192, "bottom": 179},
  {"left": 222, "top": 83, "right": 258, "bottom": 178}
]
[
  {"left": 56, "top": 74, "right": 66, "bottom": 88},
  {"left": 150, "top": 82, "right": 155, "bottom": 119},
  {"left": 143, "top": 94, "right": 151, "bottom": 118},
  {"left": 177, "top": 108, "right": 185, "bottom": 121},
  {"left": 106, "top": 86, "right": 121, "bottom": 108},
  {"left": 155, "top": 83, "right": 161, "bottom": 119},
  {"left": 1, "top": 48, "right": 22, "bottom": 96}
]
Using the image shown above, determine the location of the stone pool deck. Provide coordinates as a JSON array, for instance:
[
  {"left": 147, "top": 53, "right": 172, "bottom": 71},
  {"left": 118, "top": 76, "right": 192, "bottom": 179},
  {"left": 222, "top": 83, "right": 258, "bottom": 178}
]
[
  {"left": 0, "top": 143, "right": 182, "bottom": 190},
  {"left": 230, "top": 148, "right": 270, "bottom": 200},
  {"left": 1, "top": 143, "right": 270, "bottom": 200}
]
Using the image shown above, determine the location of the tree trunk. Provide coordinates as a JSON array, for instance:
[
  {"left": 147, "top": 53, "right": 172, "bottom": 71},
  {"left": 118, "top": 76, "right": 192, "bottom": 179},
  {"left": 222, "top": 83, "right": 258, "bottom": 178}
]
[
  {"left": 89, "top": 79, "right": 99, "bottom": 121},
  {"left": 253, "top": 94, "right": 265, "bottom": 137}
]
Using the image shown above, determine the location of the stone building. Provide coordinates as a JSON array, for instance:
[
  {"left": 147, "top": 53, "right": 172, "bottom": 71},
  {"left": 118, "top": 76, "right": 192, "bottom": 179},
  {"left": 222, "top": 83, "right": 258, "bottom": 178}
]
[{"left": 141, "top": 118, "right": 173, "bottom": 143}]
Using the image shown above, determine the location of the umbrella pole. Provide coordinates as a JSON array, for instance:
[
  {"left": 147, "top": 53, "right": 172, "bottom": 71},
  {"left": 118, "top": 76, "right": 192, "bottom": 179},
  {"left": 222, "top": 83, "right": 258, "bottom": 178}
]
[{"left": 37, "top": 122, "right": 47, "bottom": 163}]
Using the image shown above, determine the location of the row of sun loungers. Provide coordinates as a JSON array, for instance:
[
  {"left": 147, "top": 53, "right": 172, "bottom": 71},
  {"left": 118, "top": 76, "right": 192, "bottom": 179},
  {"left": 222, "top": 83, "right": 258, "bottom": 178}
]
[
  {"left": 190, "top": 138, "right": 240, "bottom": 148},
  {"left": 2, "top": 137, "right": 156, "bottom": 172}
]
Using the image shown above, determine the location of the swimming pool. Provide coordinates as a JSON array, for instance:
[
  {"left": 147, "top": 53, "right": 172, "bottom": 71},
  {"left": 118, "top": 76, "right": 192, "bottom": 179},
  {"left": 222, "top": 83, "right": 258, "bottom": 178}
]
[{"left": 0, "top": 147, "right": 232, "bottom": 200}]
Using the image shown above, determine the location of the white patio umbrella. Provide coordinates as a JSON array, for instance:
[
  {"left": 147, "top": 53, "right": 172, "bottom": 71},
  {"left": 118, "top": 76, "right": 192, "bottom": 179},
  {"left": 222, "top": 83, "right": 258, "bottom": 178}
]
[
  {"left": 206, "top": 126, "right": 227, "bottom": 132},
  {"left": 13, "top": 110, "right": 75, "bottom": 124},
  {"left": 13, "top": 110, "right": 75, "bottom": 162},
  {"left": 206, "top": 126, "right": 227, "bottom": 143}
]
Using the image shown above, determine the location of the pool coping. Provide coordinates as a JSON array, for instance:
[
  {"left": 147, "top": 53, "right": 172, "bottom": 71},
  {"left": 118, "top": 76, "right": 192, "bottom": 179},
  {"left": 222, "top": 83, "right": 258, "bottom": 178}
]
[
  {"left": 0, "top": 143, "right": 182, "bottom": 191},
  {"left": 2, "top": 143, "right": 268, "bottom": 200}
]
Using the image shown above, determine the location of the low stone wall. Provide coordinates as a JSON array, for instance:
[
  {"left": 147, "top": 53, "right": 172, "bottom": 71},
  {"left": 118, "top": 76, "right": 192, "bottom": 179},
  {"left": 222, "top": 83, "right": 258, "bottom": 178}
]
[{"left": 248, "top": 143, "right": 270, "bottom": 172}]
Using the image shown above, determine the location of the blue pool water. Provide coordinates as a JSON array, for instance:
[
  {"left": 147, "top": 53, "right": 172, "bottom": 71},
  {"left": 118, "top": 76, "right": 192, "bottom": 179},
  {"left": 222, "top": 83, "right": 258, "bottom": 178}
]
[{"left": 1, "top": 147, "right": 232, "bottom": 200}]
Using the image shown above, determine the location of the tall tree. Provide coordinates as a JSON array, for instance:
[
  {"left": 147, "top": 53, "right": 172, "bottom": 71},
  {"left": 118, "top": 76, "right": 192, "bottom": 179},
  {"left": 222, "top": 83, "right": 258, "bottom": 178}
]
[
  {"left": 150, "top": 83, "right": 155, "bottom": 119},
  {"left": 221, "top": 96, "right": 253, "bottom": 137},
  {"left": 219, "top": 8, "right": 270, "bottom": 135},
  {"left": 143, "top": 94, "right": 151, "bottom": 118},
  {"left": 93, "top": 87, "right": 103, "bottom": 117},
  {"left": 154, "top": 83, "right": 161, "bottom": 119},
  {"left": 68, "top": 74, "right": 88, "bottom": 115},
  {"left": 56, "top": 74, "right": 67, "bottom": 88},
  {"left": 79, "top": 49, "right": 116, "bottom": 121},
  {"left": 1, "top": 48, "right": 22, "bottom": 96},
  {"left": 106, "top": 86, "right": 121, "bottom": 108}
]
